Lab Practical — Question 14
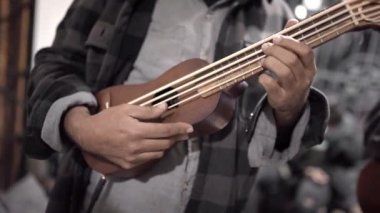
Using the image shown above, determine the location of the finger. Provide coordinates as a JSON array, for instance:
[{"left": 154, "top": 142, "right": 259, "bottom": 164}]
[
  {"left": 262, "top": 42, "right": 305, "bottom": 82},
  {"left": 284, "top": 19, "right": 299, "bottom": 29},
  {"left": 111, "top": 151, "right": 165, "bottom": 170},
  {"left": 134, "top": 151, "right": 165, "bottom": 164},
  {"left": 136, "top": 121, "right": 193, "bottom": 138},
  {"left": 138, "top": 135, "right": 188, "bottom": 152},
  {"left": 258, "top": 73, "right": 284, "bottom": 99},
  {"left": 125, "top": 103, "right": 167, "bottom": 120},
  {"left": 261, "top": 56, "right": 295, "bottom": 89},
  {"left": 272, "top": 35, "right": 315, "bottom": 71}
]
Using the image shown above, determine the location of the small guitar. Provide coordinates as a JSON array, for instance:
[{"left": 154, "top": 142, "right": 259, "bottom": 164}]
[{"left": 83, "top": 0, "right": 380, "bottom": 177}]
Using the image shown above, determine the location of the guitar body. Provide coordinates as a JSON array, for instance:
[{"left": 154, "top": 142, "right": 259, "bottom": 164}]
[
  {"left": 357, "top": 159, "right": 380, "bottom": 213},
  {"left": 83, "top": 59, "right": 237, "bottom": 177}
]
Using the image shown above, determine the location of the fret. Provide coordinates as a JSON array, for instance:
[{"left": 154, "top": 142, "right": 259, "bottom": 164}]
[
  {"left": 345, "top": 1, "right": 360, "bottom": 26},
  {"left": 294, "top": 25, "right": 308, "bottom": 42},
  {"left": 326, "top": 12, "right": 341, "bottom": 36},
  {"left": 315, "top": 13, "right": 331, "bottom": 45},
  {"left": 312, "top": 19, "right": 325, "bottom": 44},
  {"left": 242, "top": 49, "right": 250, "bottom": 58},
  {"left": 196, "top": 1, "right": 375, "bottom": 98},
  {"left": 296, "top": 26, "right": 305, "bottom": 42},
  {"left": 132, "top": 1, "right": 378, "bottom": 107},
  {"left": 252, "top": 47, "right": 261, "bottom": 62}
]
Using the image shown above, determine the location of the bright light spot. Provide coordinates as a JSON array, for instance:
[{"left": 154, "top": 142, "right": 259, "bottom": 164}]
[
  {"left": 303, "top": 0, "right": 322, "bottom": 11},
  {"left": 295, "top": 5, "right": 308, "bottom": 20}
]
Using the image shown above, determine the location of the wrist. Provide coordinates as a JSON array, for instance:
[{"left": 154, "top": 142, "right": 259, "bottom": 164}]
[
  {"left": 63, "top": 106, "right": 92, "bottom": 147},
  {"left": 273, "top": 105, "right": 305, "bottom": 152},
  {"left": 274, "top": 104, "right": 305, "bottom": 129}
]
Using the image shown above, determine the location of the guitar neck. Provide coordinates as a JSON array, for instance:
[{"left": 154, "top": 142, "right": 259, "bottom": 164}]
[
  {"left": 128, "top": 0, "right": 379, "bottom": 108},
  {"left": 197, "top": 0, "right": 378, "bottom": 97}
]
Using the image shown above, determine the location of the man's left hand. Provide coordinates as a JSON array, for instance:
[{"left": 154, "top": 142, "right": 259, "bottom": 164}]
[{"left": 260, "top": 19, "right": 316, "bottom": 128}]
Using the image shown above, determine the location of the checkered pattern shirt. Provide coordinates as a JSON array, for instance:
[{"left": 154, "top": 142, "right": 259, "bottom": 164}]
[{"left": 26, "top": 0, "right": 329, "bottom": 212}]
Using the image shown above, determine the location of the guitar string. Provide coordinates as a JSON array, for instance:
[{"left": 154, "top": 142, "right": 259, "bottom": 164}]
[
  {"left": 127, "top": 1, "right": 377, "bottom": 109},
  {"left": 176, "top": 11, "right": 380, "bottom": 109},
  {"left": 136, "top": 1, "right": 371, "bottom": 107},
  {"left": 168, "top": 10, "right": 380, "bottom": 109},
  {"left": 161, "top": 7, "right": 380, "bottom": 109},
  {"left": 137, "top": 2, "right": 357, "bottom": 107},
  {"left": 127, "top": 0, "right": 350, "bottom": 105},
  {"left": 147, "top": 4, "right": 378, "bottom": 109},
  {"left": 146, "top": 4, "right": 379, "bottom": 108}
]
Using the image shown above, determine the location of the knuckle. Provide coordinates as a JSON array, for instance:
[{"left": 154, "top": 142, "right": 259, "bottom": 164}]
[
  {"left": 126, "top": 143, "right": 138, "bottom": 154},
  {"left": 288, "top": 56, "right": 299, "bottom": 67},
  {"left": 132, "top": 143, "right": 142, "bottom": 153},
  {"left": 265, "top": 56, "right": 274, "bottom": 64},
  {"left": 154, "top": 152, "right": 165, "bottom": 159},
  {"left": 261, "top": 58, "right": 268, "bottom": 67},
  {"left": 262, "top": 56, "right": 274, "bottom": 68},
  {"left": 128, "top": 127, "right": 142, "bottom": 138},
  {"left": 162, "top": 140, "right": 172, "bottom": 149},
  {"left": 124, "top": 155, "right": 137, "bottom": 164},
  {"left": 148, "top": 106, "right": 156, "bottom": 115},
  {"left": 121, "top": 162, "right": 133, "bottom": 170},
  {"left": 165, "top": 126, "right": 176, "bottom": 136},
  {"left": 268, "top": 44, "right": 276, "bottom": 53},
  {"left": 283, "top": 66, "right": 292, "bottom": 76}
]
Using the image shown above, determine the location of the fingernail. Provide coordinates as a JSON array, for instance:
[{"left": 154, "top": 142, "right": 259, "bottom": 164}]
[
  {"left": 156, "top": 103, "right": 167, "bottom": 109},
  {"left": 261, "top": 43, "right": 271, "bottom": 50},
  {"left": 187, "top": 126, "right": 194, "bottom": 133},
  {"left": 273, "top": 35, "right": 282, "bottom": 44}
]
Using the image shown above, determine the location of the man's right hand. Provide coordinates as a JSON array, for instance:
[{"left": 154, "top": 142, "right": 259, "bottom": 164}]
[{"left": 63, "top": 103, "right": 193, "bottom": 170}]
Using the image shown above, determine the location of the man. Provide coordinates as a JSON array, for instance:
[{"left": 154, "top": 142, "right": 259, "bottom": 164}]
[{"left": 26, "top": 0, "right": 328, "bottom": 212}]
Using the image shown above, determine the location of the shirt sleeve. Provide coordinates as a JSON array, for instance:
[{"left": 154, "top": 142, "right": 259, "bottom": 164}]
[
  {"left": 26, "top": 0, "right": 105, "bottom": 159},
  {"left": 41, "top": 92, "right": 98, "bottom": 152},
  {"left": 247, "top": 103, "right": 310, "bottom": 167}
]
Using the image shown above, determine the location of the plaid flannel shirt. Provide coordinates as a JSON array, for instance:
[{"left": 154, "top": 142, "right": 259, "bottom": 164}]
[{"left": 26, "top": 0, "right": 329, "bottom": 212}]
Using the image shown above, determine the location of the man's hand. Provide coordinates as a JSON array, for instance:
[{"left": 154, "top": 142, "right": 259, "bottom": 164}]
[
  {"left": 64, "top": 103, "right": 193, "bottom": 170},
  {"left": 260, "top": 19, "right": 316, "bottom": 128}
]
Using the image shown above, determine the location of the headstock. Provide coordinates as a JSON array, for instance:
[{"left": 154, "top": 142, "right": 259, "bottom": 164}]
[{"left": 348, "top": 0, "right": 380, "bottom": 29}]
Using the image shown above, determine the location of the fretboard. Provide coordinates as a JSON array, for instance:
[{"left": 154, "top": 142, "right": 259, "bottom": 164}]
[
  {"left": 129, "top": 0, "right": 379, "bottom": 108},
  {"left": 197, "top": 0, "right": 377, "bottom": 97}
]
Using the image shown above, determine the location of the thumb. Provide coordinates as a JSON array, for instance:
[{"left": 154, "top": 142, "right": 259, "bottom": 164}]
[
  {"left": 284, "top": 19, "right": 299, "bottom": 29},
  {"left": 125, "top": 103, "right": 167, "bottom": 120}
]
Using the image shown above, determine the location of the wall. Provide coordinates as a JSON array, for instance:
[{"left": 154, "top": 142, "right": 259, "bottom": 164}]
[
  {"left": 32, "top": 0, "right": 72, "bottom": 55},
  {"left": 0, "top": 0, "right": 34, "bottom": 190}
]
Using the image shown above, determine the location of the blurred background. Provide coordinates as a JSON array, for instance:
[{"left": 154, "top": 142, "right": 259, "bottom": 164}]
[{"left": 0, "top": 0, "right": 379, "bottom": 212}]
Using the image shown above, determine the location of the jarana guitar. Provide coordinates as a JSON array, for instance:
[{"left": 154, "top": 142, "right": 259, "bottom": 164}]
[{"left": 83, "top": 0, "right": 380, "bottom": 178}]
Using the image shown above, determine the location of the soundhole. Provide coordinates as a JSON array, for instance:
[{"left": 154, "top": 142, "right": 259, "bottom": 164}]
[{"left": 153, "top": 87, "right": 179, "bottom": 108}]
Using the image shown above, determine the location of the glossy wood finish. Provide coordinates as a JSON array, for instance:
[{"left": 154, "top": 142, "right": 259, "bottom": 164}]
[{"left": 84, "top": 59, "right": 236, "bottom": 177}]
